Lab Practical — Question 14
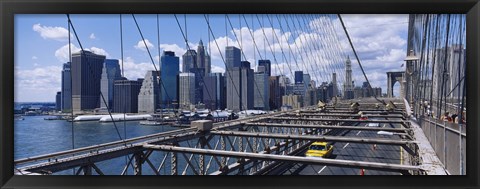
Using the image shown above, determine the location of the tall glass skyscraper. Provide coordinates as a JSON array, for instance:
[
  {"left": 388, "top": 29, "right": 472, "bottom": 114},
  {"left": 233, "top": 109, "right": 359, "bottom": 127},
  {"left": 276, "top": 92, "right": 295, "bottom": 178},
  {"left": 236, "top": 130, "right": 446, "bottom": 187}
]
[
  {"left": 71, "top": 50, "right": 106, "bottom": 113},
  {"left": 160, "top": 51, "right": 180, "bottom": 108}
]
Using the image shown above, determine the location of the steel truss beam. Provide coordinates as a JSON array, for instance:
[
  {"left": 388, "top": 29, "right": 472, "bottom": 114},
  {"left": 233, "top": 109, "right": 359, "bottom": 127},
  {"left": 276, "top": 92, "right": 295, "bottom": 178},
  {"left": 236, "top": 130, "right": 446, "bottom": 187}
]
[
  {"left": 285, "top": 113, "right": 405, "bottom": 119},
  {"left": 245, "top": 123, "right": 408, "bottom": 133},
  {"left": 267, "top": 117, "right": 406, "bottom": 124},
  {"left": 300, "top": 110, "right": 404, "bottom": 114},
  {"left": 143, "top": 144, "right": 423, "bottom": 173},
  {"left": 209, "top": 131, "right": 415, "bottom": 146}
]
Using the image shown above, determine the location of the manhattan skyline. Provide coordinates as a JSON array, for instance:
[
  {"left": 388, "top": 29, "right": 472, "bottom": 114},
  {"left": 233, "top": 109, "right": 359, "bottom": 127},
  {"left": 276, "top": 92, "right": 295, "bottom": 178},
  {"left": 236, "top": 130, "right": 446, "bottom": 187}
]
[{"left": 15, "top": 14, "right": 408, "bottom": 102}]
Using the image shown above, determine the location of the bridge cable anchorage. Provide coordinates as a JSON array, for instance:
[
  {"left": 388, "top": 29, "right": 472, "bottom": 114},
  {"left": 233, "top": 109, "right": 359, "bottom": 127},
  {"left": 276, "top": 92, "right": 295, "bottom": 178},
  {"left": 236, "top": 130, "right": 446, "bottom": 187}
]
[
  {"left": 337, "top": 14, "right": 385, "bottom": 106},
  {"left": 66, "top": 14, "right": 125, "bottom": 143}
]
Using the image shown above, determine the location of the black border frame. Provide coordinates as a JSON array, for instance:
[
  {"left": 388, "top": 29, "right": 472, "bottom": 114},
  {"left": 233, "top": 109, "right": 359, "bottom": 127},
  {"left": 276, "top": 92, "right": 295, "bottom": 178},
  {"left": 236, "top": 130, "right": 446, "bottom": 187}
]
[{"left": 1, "top": 0, "right": 479, "bottom": 189}]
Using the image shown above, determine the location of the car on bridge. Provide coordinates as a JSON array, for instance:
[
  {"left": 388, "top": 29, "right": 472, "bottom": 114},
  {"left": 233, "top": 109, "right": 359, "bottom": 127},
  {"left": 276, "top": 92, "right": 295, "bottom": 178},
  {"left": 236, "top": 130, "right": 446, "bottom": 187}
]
[{"left": 305, "top": 142, "right": 333, "bottom": 158}]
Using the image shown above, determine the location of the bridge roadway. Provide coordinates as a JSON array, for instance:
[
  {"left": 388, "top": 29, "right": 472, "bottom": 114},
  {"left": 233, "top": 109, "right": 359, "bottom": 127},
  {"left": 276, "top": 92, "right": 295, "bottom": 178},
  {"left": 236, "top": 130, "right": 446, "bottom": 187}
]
[
  {"left": 14, "top": 98, "right": 424, "bottom": 175},
  {"left": 288, "top": 122, "right": 403, "bottom": 175}
]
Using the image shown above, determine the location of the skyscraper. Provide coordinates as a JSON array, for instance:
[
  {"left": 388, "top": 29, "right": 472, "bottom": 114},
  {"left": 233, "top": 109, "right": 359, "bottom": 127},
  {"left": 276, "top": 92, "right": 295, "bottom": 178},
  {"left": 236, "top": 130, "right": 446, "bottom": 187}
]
[
  {"left": 295, "top": 71, "right": 304, "bottom": 84},
  {"left": 138, "top": 71, "right": 161, "bottom": 114},
  {"left": 225, "top": 46, "right": 241, "bottom": 69},
  {"left": 254, "top": 66, "right": 270, "bottom": 110},
  {"left": 113, "top": 78, "right": 143, "bottom": 113},
  {"left": 196, "top": 39, "right": 211, "bottom": 75},
  {"left": 100, "top": 59, "right": 121, "bottom": 109},
  {"left": 343, "top": 56, "right": 354, "bottom": 99},
  {"left": 332, "top": 73, "right": 338, "bottom": 97},
  {"left": 179, "top": 73, "right": 196, "bottom": 110},
  {"left": 203, "top": 73, "right": 225, "bottom": 110},
  {"left": 303, "top": 74, "right": 311, "bottom": 88},
  {"left": 226, "top": 60, "right": 253, "bottom": 111},
  {"left": 160, "top": 51, "right": 180, "bottom": 107},
  {"left": 71, "top": 50, "right": 106, "bottom": 113},
  {"left": 225, "top": 46, "right": 243, "bottom": 111},
  {"left": 55, "top": 91, "right": 61, "bottom": 111},
  {"left": 258, "top": 59, "right": 271, "bottom": 77},
  {"left": 185, "top": 43, "right": 208, "bottom": 105},
  {"left": 61, "top": 62, "right": 71, "bottom": 112},
  {"left": 269, "top": 76, "right": 281, "bottom": 110},
  {"left": 240, "top": 61, "right": 254, "bottom": 110},
  {"left": 182, "top": 50, "right": 197, "bottom": 73}
]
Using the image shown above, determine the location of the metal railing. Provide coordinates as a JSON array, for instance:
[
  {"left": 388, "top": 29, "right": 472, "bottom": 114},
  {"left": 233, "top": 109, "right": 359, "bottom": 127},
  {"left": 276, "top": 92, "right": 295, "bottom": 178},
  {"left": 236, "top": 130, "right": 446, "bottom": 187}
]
[{"left": 418, "top": 116, "right": 466, "bottom": 175}]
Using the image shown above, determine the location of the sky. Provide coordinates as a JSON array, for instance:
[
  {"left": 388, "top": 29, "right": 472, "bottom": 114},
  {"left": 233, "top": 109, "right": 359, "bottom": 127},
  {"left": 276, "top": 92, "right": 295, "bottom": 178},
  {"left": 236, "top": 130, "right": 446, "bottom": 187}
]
[{"left": 14, "top": 14, "right": 408, "bottom": 102}]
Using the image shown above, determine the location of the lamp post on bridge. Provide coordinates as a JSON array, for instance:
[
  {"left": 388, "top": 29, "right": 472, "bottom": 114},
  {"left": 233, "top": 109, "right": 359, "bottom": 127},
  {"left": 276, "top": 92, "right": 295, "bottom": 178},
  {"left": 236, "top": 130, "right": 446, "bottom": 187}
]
[{"left": 404, "top": 50, "right": 419, "bottom": 116}]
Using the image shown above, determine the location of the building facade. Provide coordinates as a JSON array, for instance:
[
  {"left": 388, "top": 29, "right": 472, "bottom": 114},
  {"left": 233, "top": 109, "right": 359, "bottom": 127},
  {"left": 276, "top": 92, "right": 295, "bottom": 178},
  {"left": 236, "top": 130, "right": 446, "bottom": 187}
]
[
  {"left": 100, "top": 59, "right": 122, "bottom": 109},
  {"left": 182, "top": 50, "right": 197, "bottom": 73},
  {"left": 55, "top": 91, "right": 61, "bottom": 111},
  {"left": 160, "top": 51, "right": 180, "bottom": 107},
  {"left": 203, "top": 73, "right": 225, "bottom": 110},
  {"left": 138, "top": 71, "right": 161, "bottom": 114},
  {"left": 258, "top": 59, "right": 271, "bottom": 77},
  {"left": 225, "top": 46, "right": 241, "bottom": 69},
  {"left": 113, "top": 78, "right": 143, "bottom": 113},
  {"left": 71, "top": 50, "right": 106, "bottom": 113},
  {"left": 343, "top": 56, "right": 354, "bottom": 99},
  {"left": 254, "top": 67, "right": 270, "bottom": 110},
  {"left": 282, "top": 94, "right": 303, "bottom": 109},
  {"left": 61, "top": 62, "right": 71, "bottom": 112},
  {"left": 179, "top": 73, "right": 196, "bottom": 110},
  {"left": 196, "top": 39, "right": 211, "bottom": 76},
  {"left": 294, "top": 71, "right": 303, "bottom": 84},
  {"left": 269, "top": 76, "right": 281, "bottom": 110}
]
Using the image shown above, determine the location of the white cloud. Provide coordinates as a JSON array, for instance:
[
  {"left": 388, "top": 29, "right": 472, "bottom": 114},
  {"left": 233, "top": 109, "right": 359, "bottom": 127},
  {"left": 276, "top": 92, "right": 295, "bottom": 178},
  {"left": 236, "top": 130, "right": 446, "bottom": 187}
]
[
  {"left": 134, "top": 39, "right": 154, "bottom": 51},
  {"left": 32, "top": 56, "right": 38, "bottom": 60},
  {"left": 89, "top": 47, "right": 109, "bottom": 57},
  {"left": 211, "top": 65, "right": 225, "bottom": 73},
  {"left": 159, "top": 43, "right": 186, "bottom": 58},
  {"left": 32, "top": 23, "right": 70, "bottom": 41},
  {"left": 89, "top": 33, "right": 96, "bottom": 39},
  {"left": 15, "top": 66, "right": 63, "bottom": 102},
  {"left": 55, "top": 43, "right": 80, "bottom": 62},
  {"left": 120, "top": 57, "right": 156, "bottom": 80},
  {"left": 55, "top": 44, "right": 109, "bottom": 62},
  {"left": 320, "top": 14, "right": 409, "bottom": 93}
]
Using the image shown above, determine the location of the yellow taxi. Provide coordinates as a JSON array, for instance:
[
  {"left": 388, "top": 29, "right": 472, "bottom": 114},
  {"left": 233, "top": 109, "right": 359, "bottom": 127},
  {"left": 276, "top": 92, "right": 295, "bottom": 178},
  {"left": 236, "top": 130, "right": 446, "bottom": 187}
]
[{"left": 305, "top": 142, "right": 334, "bottom": 158}]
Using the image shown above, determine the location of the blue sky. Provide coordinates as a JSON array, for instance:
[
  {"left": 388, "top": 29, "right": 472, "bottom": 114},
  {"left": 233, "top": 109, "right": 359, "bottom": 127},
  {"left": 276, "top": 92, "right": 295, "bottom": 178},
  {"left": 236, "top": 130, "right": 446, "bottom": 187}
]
[{"left": 15, "top": 14, "right": 408, "bottom": 102}]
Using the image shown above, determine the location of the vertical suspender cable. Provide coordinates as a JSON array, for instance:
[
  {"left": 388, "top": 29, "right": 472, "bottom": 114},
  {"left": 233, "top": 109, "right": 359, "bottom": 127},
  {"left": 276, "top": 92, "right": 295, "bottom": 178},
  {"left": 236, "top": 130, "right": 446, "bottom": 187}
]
[{"left": 68, "top": 14, "right": 75, "bottom": 175}]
